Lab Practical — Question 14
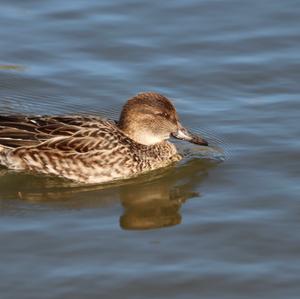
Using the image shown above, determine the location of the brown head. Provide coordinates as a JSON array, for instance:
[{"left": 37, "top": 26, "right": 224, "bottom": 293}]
[{"left": 118, "top": 92, "right": 208, "bottom": 146}]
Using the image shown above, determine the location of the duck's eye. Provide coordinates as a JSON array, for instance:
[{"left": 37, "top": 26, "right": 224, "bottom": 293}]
[{"left": 157, "top": 112, "right": 169, "bottom": 118}]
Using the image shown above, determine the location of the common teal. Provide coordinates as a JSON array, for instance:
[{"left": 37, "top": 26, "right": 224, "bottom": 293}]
[{"left": 0, "top": 92, "right": 208, "bottom": 184}]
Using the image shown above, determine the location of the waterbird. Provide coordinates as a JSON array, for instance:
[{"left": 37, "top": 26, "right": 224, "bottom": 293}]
[{"left": 0, "top": 92, "right": 208, "bottom": 184}]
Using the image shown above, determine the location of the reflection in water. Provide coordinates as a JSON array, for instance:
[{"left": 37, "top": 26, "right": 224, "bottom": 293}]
[
  {"left": 0, "top": 158, "right": 219, "bottom": 230},
  {"left": 120, "top": 177, "right": 197, "bottom": 230}
]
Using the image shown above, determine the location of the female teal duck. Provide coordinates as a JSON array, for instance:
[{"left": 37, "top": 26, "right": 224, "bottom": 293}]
[{"left": 0, "top": 92, "right": 208, "bottom": 184}]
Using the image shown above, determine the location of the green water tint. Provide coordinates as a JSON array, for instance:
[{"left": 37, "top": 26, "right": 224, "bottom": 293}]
[{"left": 0, "top": 65, "right": 25, "bottom": 71}]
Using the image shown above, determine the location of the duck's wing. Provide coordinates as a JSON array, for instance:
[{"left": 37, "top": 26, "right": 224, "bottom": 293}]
[{"left": 0, "top": 115, "right": 112, "bottom": 149}]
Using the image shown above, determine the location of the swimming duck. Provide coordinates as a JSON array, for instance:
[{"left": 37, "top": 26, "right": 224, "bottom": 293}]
[{"left": 0, "top": 92, "right": 208, "bottom": 184}]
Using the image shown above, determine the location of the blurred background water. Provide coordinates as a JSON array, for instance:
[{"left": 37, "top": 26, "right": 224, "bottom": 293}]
[{"left": 0, "top": 0, "right": 299, "bottom": 298}]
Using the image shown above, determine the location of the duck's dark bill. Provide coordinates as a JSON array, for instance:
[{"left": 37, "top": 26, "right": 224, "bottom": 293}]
[{"left": 172, "top": 126, "right": 208, "bottom": 146}]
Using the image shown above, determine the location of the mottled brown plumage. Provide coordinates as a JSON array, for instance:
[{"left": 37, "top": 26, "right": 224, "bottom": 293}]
[{"left": 0, "top": 92, "right": 208, "bottom": 184}]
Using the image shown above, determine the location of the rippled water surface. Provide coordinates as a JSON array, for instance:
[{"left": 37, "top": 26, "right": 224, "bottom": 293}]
[{"left": 0, "top": 1, "right": 299, "bottom": 298}]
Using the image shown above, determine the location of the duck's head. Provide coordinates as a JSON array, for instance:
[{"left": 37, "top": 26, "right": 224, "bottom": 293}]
[{"left": 118, "top": 92, "right": 208, "bottom": 146}]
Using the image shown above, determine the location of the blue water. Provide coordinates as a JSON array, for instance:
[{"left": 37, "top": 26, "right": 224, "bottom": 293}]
[{"left": 0, "top": 0, "right": 299, "bottom": 298}]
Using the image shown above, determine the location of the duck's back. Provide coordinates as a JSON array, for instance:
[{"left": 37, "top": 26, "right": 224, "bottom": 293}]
[{"left": 0, "top": 114, "right": 114, "bottom": 147}]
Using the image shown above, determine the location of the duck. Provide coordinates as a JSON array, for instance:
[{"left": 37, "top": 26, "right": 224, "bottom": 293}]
[{"left": 0, "top": 92, "right": 208, "bottom": 184}]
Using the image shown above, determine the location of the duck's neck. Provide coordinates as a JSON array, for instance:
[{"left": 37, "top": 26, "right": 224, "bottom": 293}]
[
  {"left": 138, "top": 140, "right": 179, "bottom": 160},
  {"left": 129, "top": 131, "right": 166, "bottom": 146}
]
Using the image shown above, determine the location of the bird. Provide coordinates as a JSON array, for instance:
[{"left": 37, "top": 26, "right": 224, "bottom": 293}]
[{"left": 0, "top": 92, "right": 208, "bottom": 184}]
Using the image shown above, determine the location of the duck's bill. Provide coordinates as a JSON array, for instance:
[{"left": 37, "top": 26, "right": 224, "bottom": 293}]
[{"left": 172, "top": 125, "right": 208, "bottom": 146}]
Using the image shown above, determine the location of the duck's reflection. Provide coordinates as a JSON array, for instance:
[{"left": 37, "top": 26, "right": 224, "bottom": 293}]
[
  {"left": 0, "top": 158, "right": 218, "bottom": 230},
  {"left": 120, "top": 180, "right": 187, "bottom": 230}
]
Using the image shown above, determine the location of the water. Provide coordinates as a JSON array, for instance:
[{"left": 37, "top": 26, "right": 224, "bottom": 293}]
[{"left": 0, "top": 0, "right": 299, "bottom": 298}]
